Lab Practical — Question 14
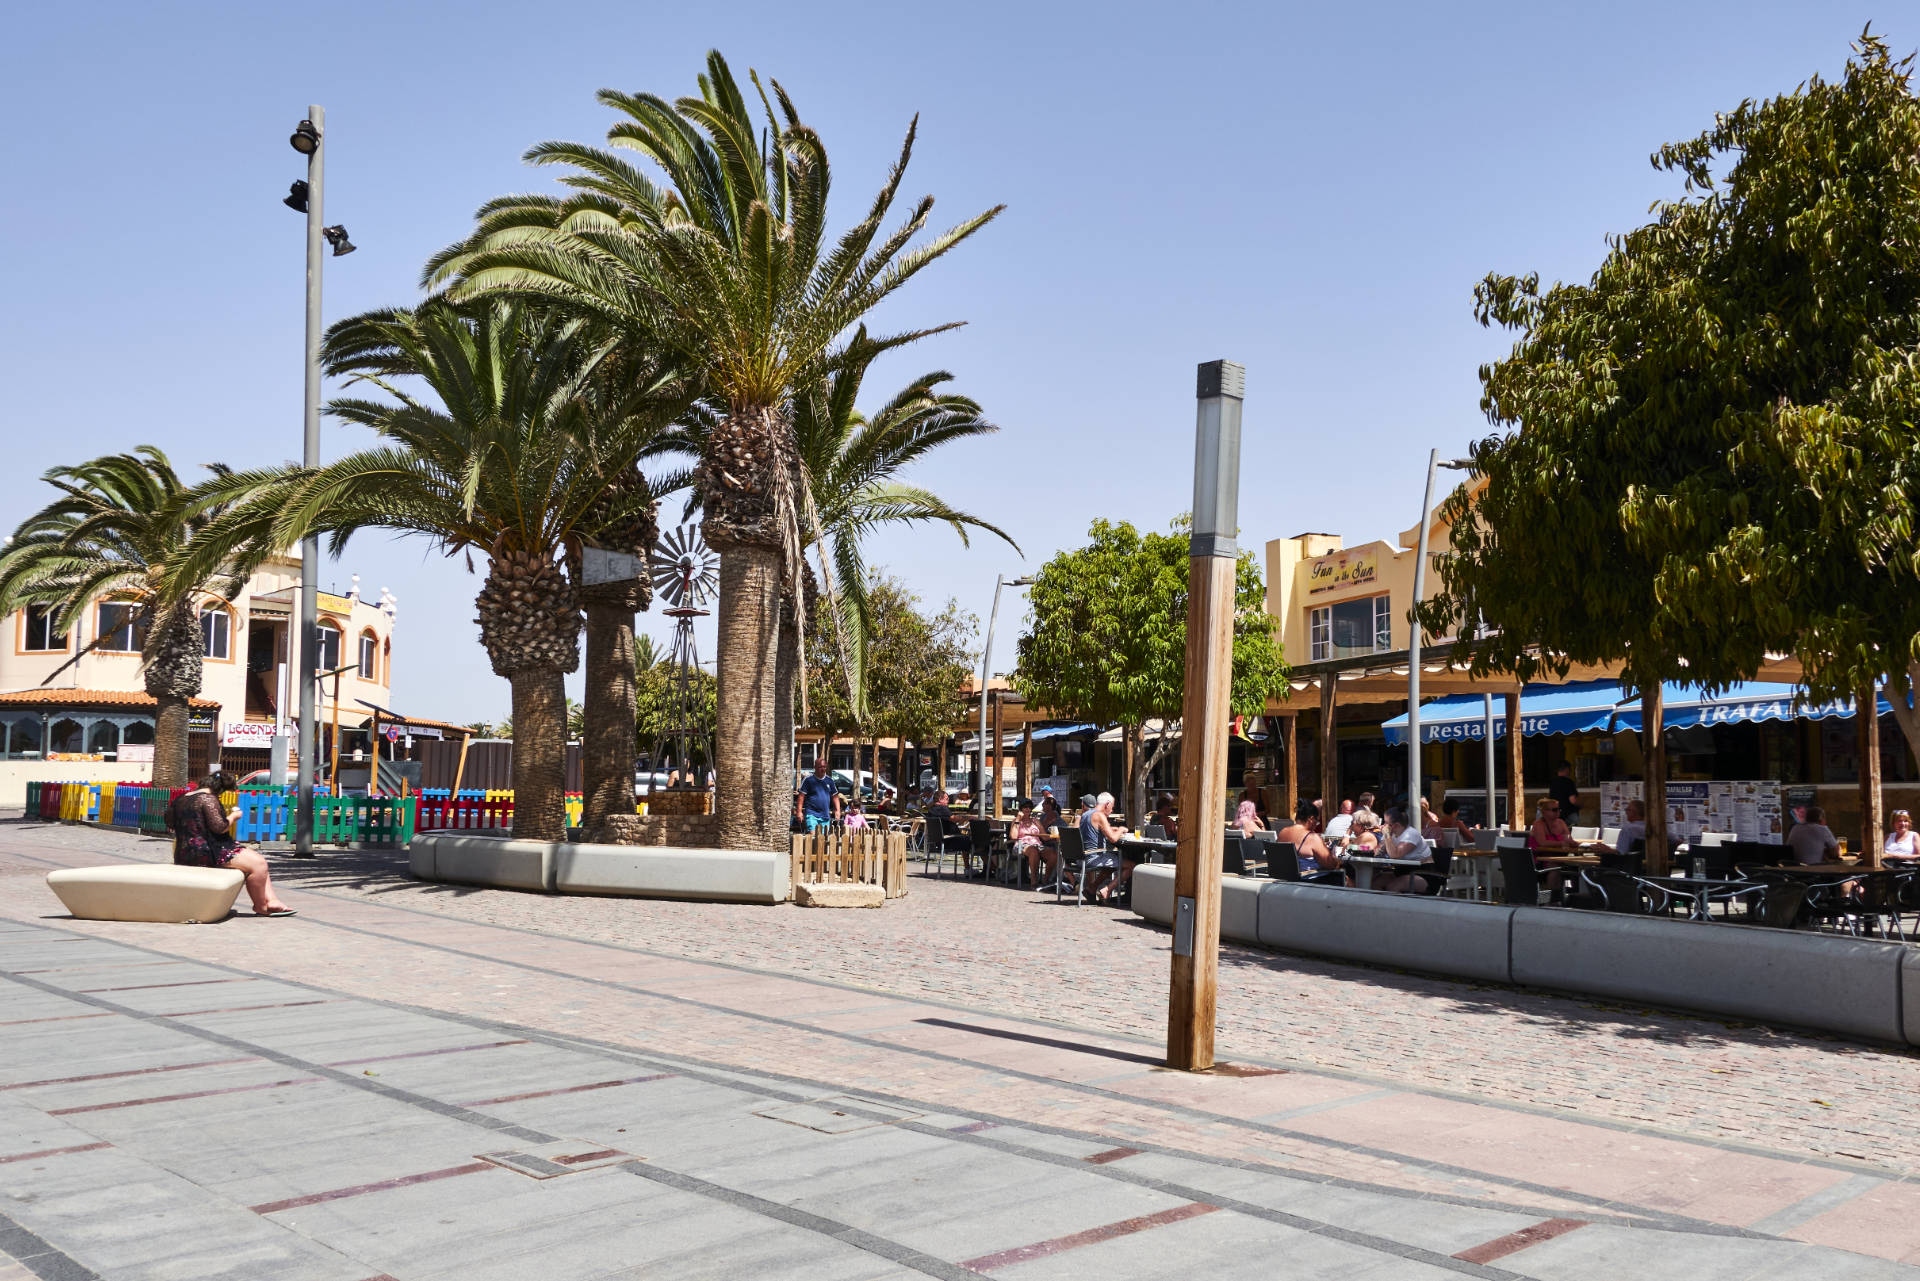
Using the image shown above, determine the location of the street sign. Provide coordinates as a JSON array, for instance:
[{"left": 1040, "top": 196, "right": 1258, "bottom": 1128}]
[{"left": 384, "top": 724, "right": 402, "bottom": 743}]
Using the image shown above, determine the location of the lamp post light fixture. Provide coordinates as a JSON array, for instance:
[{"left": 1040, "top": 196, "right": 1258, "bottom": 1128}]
[
  {"left": 289, "top": 119, "right": 321, "bottom": 155},
  {"left": 976, "top": 574, "right": 1034, "bottom": 822},
  {"left": 283, "top": 181, "right": 310, "bottom": 213},
  {"left": 1404, "top": 455, "right": 1476, "bottom": 825},
  {"left": 323, "top": 225, "right": 355, "bottom": 256},
  {"left": 1167, "top": 359, "right": 1244, "bottom": 1073}
]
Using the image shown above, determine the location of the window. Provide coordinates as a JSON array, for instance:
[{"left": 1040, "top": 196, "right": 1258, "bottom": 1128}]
[
  {"left": 201, "top": 606, "right": 231, "bottom": 660},
  {"left": 316, "top": 621, "right": 341, "bottom": 672},
  {"left": 96, "top": 602, "right": 145, "bottom": 653},
  {"left": 87, "top": 722, "right": 119, "bottom": 755},
  {"left": 1308, "top": 594, "right": 1392, "bottom": 662},
  {"left": 358, "top": 632, "right": 378, "bottom": 679},
  {"left": 22, "top": 606, "right": 67, "bottom": 652}
]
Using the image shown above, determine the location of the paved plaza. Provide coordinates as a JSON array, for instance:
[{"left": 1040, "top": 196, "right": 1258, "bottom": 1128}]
[{"left": 5, "top": 820, "right": 1920, "bottom": 1278}]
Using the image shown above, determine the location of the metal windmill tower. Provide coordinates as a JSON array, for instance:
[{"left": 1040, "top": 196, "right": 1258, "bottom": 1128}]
[{"left": 648, "top": 524, "right": 718, "bottom": 786}]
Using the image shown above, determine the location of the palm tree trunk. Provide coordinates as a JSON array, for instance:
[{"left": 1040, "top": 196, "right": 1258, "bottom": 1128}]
[
  {"left": 152, "top": 695, "right": 191, "bottom": 788},
  {"left": 713, "top": 542, "right": 786, "bottom": 850},
  {"left": 774, "top": 595, "right": 797, "bottom": 813},
  {"left": 581, "top": 601, "right": 637, "bottom": 838},
  {"left": 511, "top": 669, "right": 568, "bottom": 841}
]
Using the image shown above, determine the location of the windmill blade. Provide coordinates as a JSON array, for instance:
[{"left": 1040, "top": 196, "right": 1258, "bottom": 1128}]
[{"left": 649, "top": 523, "right": 717, "bottom": 608}]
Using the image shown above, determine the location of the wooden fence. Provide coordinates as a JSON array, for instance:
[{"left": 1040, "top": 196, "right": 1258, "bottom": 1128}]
[{"left": 789, "top": 828, "right": 909, "bottom": 899}]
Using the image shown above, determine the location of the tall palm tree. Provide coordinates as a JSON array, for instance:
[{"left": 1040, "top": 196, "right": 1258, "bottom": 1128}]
[
  {"left": 429, "top": 51, "right": 1002, "bottom": 851},
  {"left": 0, "top": 448, "right": 270, "bottom": 788},
  {"left": 184, "top": 300, "right": 687, "bottom": 841}
]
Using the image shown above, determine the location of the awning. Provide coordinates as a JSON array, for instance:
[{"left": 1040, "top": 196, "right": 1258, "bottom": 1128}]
[
  {"left": 1383, "top": 680, "right": 1892, "bottom": 746},
  {"left": 1096, "top": 719, "right": 1178, "bottom": 744},
  {"left": 956, "top": 723, "right": 1097, "bottom": 751}
]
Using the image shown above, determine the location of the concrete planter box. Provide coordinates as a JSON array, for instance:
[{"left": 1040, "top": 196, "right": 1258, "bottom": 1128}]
[
  {"left": 1127, "top": 866, "right": 1263, "bottom": 946},
  {"left": 410, "top": 833, "right": 789, "bottom": 904},
  {"left": 1259, "top": 883, "right": 1515, "bottom": 985},
  {"left": 1510, "top": 908, "right": 1907, "bottom": 1045}
]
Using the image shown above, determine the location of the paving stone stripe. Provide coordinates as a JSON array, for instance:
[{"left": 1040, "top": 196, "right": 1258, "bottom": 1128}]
[
  {"left": 1454, "top": 1218, "right": 1589, "bottom": 1264},
  {"left": 959, "top": 1201, "right": 1220, "bottom": 1271}
]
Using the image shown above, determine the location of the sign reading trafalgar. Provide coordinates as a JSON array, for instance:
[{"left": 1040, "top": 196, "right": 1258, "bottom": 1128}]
[{"left": 1307, "top": 549, "right": 1379, "bottom": 596}]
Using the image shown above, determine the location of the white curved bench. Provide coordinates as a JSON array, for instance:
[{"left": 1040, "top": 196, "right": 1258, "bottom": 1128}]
[{"left": 46, "top": 865, "right": 245, "bottom": 924}]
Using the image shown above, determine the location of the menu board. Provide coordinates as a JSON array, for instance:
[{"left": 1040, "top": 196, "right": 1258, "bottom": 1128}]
[{"left": 1597, "top": 779, "right": 1782, "bottom": 843}]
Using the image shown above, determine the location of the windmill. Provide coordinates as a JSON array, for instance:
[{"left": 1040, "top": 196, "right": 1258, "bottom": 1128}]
[{"left": 648, "top": 524, "right": 718, "bottom": 787}]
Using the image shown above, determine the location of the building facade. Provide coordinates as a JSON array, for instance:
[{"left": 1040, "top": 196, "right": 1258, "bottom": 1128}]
[{"left": 0, "top": 555, "right": 397, "bottom": 771}]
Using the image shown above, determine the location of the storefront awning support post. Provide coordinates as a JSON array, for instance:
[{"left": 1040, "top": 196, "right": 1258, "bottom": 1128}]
[{"left": 1482, "top": 694, "right": 1497, "bottom": 830}]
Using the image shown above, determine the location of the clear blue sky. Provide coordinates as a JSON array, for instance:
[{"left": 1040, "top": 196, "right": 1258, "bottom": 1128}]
[{"left": 0, "top": 2, "right": 1895, "bottom": 722}]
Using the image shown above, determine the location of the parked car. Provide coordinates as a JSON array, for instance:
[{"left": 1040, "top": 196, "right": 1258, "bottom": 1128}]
[{"left": 831, "top": 770, "right": 896, "bottom": 803}]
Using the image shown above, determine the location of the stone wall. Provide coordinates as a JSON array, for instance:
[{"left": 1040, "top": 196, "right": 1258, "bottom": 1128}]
[
  {"left": 596, "top": 812, "right": 722, "bottom": 847},
  {"left": 645, "top": 789, "right": 713, "bottom": 817}
]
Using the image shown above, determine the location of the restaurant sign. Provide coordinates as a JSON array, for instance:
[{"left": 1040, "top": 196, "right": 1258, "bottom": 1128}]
[{"left": 1307, "top": 549, "right": 1379, "bottom": 597}]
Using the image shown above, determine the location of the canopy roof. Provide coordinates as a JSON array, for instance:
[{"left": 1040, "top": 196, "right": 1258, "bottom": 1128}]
[{"left": 1382, "top": 680, "right": 1892, "bottom": 746}]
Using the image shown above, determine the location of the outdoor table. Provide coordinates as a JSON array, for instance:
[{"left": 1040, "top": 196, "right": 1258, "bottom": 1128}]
[
  {"left": 1764, "top": 861, "right": 1861, "bottom": 876},
  {"left": 1632, "top": 874, "right": 1765, "bottom": 923},
  {"left": 1120, "top": 836, "right": 1176, "bottom": 865},
  {"left": 1343, "top": 854, "right": 1432, "bottom": 891},
  {"left": 1445, "top": 849, "right": 1500, "bottom": 901}
]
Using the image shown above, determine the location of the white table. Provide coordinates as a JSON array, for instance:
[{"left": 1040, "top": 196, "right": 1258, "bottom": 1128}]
[{"left": 1343, "top": 854, "right": 1432, "bottom": 891}]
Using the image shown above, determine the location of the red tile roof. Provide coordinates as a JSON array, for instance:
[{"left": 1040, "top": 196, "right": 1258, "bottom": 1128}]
[{"left": 0, "top": 688, "right": 220, "bottom": 709}]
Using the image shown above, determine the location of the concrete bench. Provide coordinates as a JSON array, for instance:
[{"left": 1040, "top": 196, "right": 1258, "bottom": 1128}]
[
  {"left": 409, "top": 834, "right": 790, "bottom": 904},
  {"left": 46, "top": 865, "right": 245, "bottom": 924},
  {"left": 1128, "top": 865, "right": 1264, "bottom": 946},
  {"left": 1259, "top": 883, "right": 1515, "bottom": 984}
]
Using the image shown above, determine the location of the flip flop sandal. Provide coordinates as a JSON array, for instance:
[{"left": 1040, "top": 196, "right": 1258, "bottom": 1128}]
[{"left": 256, "top": 908, "right": 299, "bottom": 918}]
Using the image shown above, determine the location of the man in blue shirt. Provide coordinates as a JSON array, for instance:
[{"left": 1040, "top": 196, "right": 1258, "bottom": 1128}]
[{"left": 796, "top": 758, "right": 842, "bottom": 832}]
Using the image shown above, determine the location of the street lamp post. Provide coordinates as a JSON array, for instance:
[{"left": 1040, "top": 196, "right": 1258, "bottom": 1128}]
[
  {"left": 293, "top": 105, "right": 325, "bottom": 858},
  {"left": 1167, "top": 359, "right": 1244, "bottom": 1072},
  {"left": 976, "top": 574, "right": 1033, "bottom": 822},
  {"left": 1405, "top": 450, "right": 1439, "bottom": 817}
]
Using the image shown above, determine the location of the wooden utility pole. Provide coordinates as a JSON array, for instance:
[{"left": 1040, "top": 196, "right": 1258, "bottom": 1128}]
[
  {"left": 1861, "top": 682, "right": 1884, "bottom": 867},
  {"left": 1279, "top": 712, "right": 1298, "bottom": 823},
  {"left": 1020, "top": 722, "right": 1033, "bottom": 804},
  {"left": 450, "top": 730, "right": 471, "bottom": 798},
  {"left": 1318, "top": 678, "right": 1338, "bottom": 817},
  {"left": 1504, "top": 690, "right": 1524, "bottom": 833},
  {"left": 1642, "top": 685, "right": 1669, "bottom": 875},
  {"left": 1167, "top": 359, "right": 1244, "bottom": 1073}
]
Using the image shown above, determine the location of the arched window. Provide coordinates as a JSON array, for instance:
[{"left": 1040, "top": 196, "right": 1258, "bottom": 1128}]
[
  {"left": 122, "top": 721, "right": 155, "bottom": 745},
  {"left": 316, "top": 621, "right": 342, "bottom": 672},
  {"left": 201, "top": 605, "right": 232, "bottom": 660},
  {"left": 6, "top": 719, "right": 42, "bottom": 756},
  {"left": 49, "top": 719, "right": 83, "bottom": 753},
  {"left": 358, "top": 630, "right": 379, "bottom": 679},
  {"left": 87, "top": 722, "right": 119, "bottom": 755}
]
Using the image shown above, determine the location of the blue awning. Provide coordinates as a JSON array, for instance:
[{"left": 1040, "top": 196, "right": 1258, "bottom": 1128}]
[{"left": 1382, "top": 680, "right": 1890, "bottom": 746}]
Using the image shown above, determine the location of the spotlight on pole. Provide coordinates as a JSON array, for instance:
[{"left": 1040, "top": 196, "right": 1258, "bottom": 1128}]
[
  {"left": 283, "top": 180, "right": 309, "bottom": 213},
  {"left": 323, "top": 225, "right": 356, "bottom": 256},
  {"left": 289, "top": 119, "right": 321, "bottom": 155}
]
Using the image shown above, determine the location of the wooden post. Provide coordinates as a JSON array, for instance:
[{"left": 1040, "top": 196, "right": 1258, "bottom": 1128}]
[
  {"left": 1861, "top": 681, "right": 1884, "bottom": 868},
  {"left": 936, "top": 737, "right": 947, "bottom": 797},
  {"left": 1318, "top": 678, "right": 1338, "bottom": 818},
  {"left": 1021, "top": 721, "right": 1033, "bottom": 804},
  {"left": 991, "top": 692, "right": 1005, "bottom": 820},
  {"left": 1504, "top": 689, "right": 1524, "bottom": 834},
  {"left": 450, "top": 731, "right": 471, "bottom": 799},
  {"left": 1168, "top": 553, "right": 1237, "bottom": 1072},
  {"left": 1280, "top": 712, "right": 1298, "bottom": 824},
  {"left": 1642, "top": 685, "right": 1669, "bottom": 875}
]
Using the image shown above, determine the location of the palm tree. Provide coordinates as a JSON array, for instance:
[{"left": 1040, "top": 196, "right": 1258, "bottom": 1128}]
[
  {"left": 429, "top": 51, "right": 1002, "bottom": 851},
  {"left": 185, "top": 300, "right": 687, "bottom": 841},
  {"left": 0, "top": 448, "right": 269, "bottom": 787}
]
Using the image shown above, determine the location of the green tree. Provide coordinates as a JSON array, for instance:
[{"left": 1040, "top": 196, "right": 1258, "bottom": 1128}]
[
  {"left": 0, "top": 448, "right": 271, "bottom": 787},
  {"left": 1014, "top": 519, "right": 1288, "bottom": 823},
  {"left": 1417, "top": 32, "right": 1920, "bottom": 861},
  {"left": 635, "top": 644, "right": 717, "bottom": 773},
  {"left": 183, "top": 300, "right": 686, "bottom": 841},
  {"left": 430, "top": 51, "right": 1003, "bottom": 852}
]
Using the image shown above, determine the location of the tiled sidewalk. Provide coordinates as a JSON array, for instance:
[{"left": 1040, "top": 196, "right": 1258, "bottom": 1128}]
[{"left": 3, "top": 821, "right": 1920, "bottom": 1277}]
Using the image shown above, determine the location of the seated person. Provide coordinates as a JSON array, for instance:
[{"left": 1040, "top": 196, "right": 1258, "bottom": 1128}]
[
  {"left": 1346, "top": 813, "right": 1381, "bottom": 856},
  {"left": 1010, "top": 798, "right": 1057, "bottom": 884},
  {"left": 1374, "top": 807, "right": 1431, "bottom": 895},
  {"left": 1428, "top": 797, "right": 1476, "bottom": 847},
  {"left": 1148, "top": 791, "right": 1180, "bottom": 841},
  {"left": 166, "top": 772, "right": 294, "bottom": 917},
  {"left": 1602, "top": 799, "right": 1648, "bottom": 856},
  {"left": 1787, "top": 805, "right": 1841, "bottom": 865},
  {"left": 1277, "top": 801, "right": 1342, "bottom": 880},
  {"left": 1887, "top": 809, "right": 1919, "bottom": 863},
  {"left": 1079, "top": 792, "right": 1131, "bottom": 902},
  {"left": 1527, "top": 799, "right": 1570, "bottom": 851},
  {"left": 1322, "top": 800, "right": 1357, "bottom": 852},
  {"left": 1231, "top": 798, "right": 1267, "bottom": 838}
]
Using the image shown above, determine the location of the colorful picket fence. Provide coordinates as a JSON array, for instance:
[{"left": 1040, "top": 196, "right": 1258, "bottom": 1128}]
[
  {"left": 414, "top": 796, "right": 515, "bottom": 833},
  {"left": 28, "top": 781, "right": 414, "bottom": 847}
]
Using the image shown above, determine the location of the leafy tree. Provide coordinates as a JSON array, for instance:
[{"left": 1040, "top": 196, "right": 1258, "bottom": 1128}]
[
  {"left": 635, "top": 644, "right": 716, "bottom": 772},
  {"left": 0, "top": 448, "right": 272, "bottom": 787},
  {"left": 430, "top": 51, "right": 1002, "bottom": 852},
  {"left": 803, "top": 573, "right": 975, "bottom": 791},
  {"left": 1417, "top": 32, "right": 1920, "bottom": 860},
  {"left": 1015, "top": 519, "right": 1288, "bottom": 823}
]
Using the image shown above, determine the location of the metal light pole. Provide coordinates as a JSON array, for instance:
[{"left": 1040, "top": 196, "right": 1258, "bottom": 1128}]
[
  {"left": 1483, "top": 694, "right": 1498, "bottom": 828},
  {"left": 1167, "top": 359, "right": 1243, "bottom": 1072},
  {"left": 1405, "top": 450, "right": 1439, "bottom": 817},
  {"left": 293, "top": 106, "right": 325, "bottom": 857},
  {"left": 975, "top": 574, "right": 1033, "bottom": 820}
]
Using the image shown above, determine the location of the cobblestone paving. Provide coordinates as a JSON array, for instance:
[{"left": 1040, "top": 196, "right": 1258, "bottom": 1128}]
[{"left": 6, "top": 820, "right": 1915, "bottom": 1181}]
